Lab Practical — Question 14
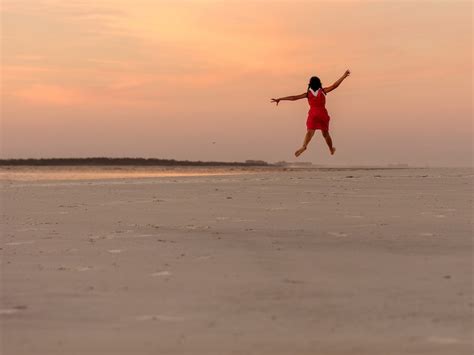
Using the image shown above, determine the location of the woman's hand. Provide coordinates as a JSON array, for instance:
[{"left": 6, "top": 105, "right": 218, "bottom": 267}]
[
  {"left": 271, "top": 98, "right": 281, "bottom": 105},
  {"left": 343, "top": 70, "right": 351, "bottom": 78}
]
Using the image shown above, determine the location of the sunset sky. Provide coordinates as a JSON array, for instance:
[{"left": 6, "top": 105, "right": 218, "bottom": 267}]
[{"left": 1, "top": 0, "right": 472, "bottom": 166}]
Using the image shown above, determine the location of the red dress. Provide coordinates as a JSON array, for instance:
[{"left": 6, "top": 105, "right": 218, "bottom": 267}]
[{"left": 306, "top": 88, "right": 330, "bottom": 131}]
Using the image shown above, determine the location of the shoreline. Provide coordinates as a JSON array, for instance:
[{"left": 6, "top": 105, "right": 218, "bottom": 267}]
[
  {"left": 1, "top": 165, "right": 461, "bottom": 184},
  {"left": 0, "top": 157, "right": 271, "bottom": 167}
]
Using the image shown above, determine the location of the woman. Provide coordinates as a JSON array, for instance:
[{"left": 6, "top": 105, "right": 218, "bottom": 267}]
[{"left": 271, "top": 70, "right": 350, "bottom": 157}]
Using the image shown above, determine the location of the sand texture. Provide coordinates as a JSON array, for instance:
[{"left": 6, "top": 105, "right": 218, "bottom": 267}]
[{"left": 1, "top": 167, "right": 472, "bottom": 355}]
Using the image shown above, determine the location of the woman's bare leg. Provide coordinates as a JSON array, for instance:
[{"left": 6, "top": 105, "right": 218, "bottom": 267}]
[
  {"left": 295, "top": 129, "right": 315, "bottom": 157},
  {"left": 322, "top": 130, "right": 336, "bottom": 155}
]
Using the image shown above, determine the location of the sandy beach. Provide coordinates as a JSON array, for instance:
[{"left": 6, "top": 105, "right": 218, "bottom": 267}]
[{"left": 1, "top": 166, "right": 472, "bottom": 355}]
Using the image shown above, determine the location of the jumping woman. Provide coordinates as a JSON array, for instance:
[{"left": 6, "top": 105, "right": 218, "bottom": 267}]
[{"left": 271, "top": 70, "right": 350, "bottom": 157}]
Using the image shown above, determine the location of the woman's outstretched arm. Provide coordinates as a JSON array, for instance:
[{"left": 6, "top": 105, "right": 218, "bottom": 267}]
[
  {"left": 271, "top": 93, "right": 307, "bottom": 105},
  {"left": 323, "top": 70, "right": 350, "bottom": 93}
]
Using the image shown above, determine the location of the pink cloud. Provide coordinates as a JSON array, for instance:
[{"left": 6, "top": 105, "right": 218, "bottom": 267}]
[{"left": 14, "top": 84, "right": 85, "bottom": 106}]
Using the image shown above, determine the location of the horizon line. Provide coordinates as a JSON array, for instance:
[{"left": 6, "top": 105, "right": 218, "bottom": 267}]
[{"left": 0, "top": 157, "right": 470, "bottom": 169}]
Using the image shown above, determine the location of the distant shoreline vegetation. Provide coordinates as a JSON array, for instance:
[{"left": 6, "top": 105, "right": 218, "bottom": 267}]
[{"left": 0, "top": 158, "right": 271, "bottom": 167}]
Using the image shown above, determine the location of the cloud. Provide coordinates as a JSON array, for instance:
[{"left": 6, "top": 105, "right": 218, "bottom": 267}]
[
  {"left": 14, "top": 55, "right": 46, "bottom": 61},
  {"left": 13, "top": 84, "right": 86, "bottom": 106}
]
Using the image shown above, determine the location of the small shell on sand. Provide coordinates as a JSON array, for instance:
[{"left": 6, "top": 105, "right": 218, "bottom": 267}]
[
  {"left": 151, "top": 271, "right": 171, "bottom": 277},
  {"left": 327, "top": 231, "right": 349, "bottom": 237},
  {"left": 0, "top": 309, "right": 20, "bottom": 315},
  {"left": 5, "top": 241, "right": 35, "bottom": 246},
  {"left": 427, "top": 336, "right": 460, "bottom": 344},
  {"left": 195, "top": 255, "right": 211, "bottom": 261},
  {"left": 135, "top": 314, "right": 184, "bottom": 322}
]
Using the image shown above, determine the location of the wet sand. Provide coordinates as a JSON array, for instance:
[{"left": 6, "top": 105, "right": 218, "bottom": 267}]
[{"left": 1, "top": 167, "right": 472, "bottom": 355}]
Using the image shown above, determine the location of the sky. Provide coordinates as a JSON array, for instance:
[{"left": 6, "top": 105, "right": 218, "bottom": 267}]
[{"left": 1, "top": 0, "right": 472, "bottom": 166}]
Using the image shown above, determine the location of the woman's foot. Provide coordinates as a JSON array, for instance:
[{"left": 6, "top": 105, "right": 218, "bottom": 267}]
[
  {"left": 295, "top": 146, "right": 307, "bottom": 157},
  {"left": 330, "top": 147, "right": 336, "bottom": 155}
]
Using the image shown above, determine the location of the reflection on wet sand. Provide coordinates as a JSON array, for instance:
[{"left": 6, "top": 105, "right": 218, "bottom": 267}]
[{"left": 0, "top": 166, "right": 251, "bottom": 181}]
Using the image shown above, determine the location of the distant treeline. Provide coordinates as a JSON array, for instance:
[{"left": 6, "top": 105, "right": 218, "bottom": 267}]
[{"left": 0, "top": 157, "right": 270, "bottom": 167}]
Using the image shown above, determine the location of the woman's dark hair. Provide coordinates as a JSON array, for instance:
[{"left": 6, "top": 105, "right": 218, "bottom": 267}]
[{"left": 308, "top": 76, "right": 322, "bottom": 93}]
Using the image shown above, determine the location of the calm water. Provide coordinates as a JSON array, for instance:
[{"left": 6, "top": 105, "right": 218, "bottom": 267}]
[
  {"left": 1, "top": 166, "right": 471, "bottom": 183},
  {"left": 0, "top": 166, "right": 254, "bottom": 181}
]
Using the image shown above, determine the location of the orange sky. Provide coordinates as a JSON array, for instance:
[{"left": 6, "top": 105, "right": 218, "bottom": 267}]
[{"left": 1, "top": 0, "right": 472, "bottom": 166}]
